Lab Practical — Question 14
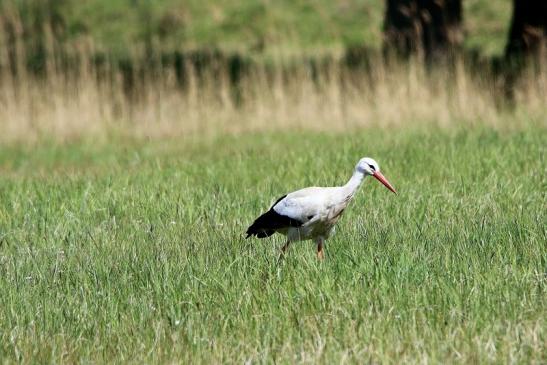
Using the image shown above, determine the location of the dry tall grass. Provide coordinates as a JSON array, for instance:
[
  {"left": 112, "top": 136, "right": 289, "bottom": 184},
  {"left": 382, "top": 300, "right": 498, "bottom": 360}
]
[{"left": 0, "top": 19, "right": 545, "bottom": 143}]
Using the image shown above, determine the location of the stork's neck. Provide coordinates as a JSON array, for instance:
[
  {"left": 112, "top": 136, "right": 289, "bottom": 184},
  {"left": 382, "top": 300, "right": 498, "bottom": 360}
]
[{"left": 341, "top": 170, "right": 366, "bottom": 198}]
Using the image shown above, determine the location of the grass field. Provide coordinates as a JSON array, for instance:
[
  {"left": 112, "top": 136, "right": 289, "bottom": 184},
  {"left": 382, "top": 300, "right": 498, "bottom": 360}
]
[{"left": 0, "top": 126, "right": 545, "bottom": 363}]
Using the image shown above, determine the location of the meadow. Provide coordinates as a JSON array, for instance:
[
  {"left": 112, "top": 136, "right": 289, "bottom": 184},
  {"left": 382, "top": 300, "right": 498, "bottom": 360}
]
[{"left": 0, "top": 125, "right": 545, "bottom": 363}]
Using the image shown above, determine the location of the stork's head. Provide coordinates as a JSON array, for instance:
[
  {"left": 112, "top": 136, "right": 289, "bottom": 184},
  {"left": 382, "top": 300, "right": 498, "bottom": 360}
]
[{"left": 356, "top": 157, "right": 397, "bottom": 194}]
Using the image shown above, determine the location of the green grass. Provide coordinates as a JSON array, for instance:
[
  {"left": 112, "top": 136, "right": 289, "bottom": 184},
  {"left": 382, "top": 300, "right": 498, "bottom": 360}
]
[
  {"left": 463, "top": 0, "right": 512, "bottom": 56},
  {"left": 0, "top": 127, "right": 545, "bottom": 363}
]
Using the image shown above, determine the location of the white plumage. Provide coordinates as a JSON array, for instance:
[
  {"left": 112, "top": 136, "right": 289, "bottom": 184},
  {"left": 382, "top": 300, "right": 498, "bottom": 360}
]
[{"left": 246, "top": 157, "right": 396, "bottom": 260}]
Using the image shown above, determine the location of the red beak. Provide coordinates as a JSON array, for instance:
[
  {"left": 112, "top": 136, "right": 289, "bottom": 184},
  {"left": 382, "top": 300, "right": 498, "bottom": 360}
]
[{"left": 373, "top": 171, "right": 397, "bottom": 194}]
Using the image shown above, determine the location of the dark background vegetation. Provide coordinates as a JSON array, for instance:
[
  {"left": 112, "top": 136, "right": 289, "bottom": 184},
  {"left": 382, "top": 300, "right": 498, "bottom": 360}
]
[{"left": 1, "top": 1, "right": 545, "bottom": 89}]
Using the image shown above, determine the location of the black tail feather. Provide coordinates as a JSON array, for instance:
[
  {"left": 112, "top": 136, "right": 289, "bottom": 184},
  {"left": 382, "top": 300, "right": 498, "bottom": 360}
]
[
  {"left": 246, "top": 207, "right": 303, "bottom": 239},
  {"left": 245, "top": 210, "right": 279, "bottom": 238}
]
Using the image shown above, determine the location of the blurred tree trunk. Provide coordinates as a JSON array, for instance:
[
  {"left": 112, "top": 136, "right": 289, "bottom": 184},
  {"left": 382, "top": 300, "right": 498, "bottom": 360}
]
[
  {"left": 504, "top": 0, "right": 547, "bottom": 61},
  {"left": 383, "top": 0, "right": 463, "bottom": 60}
]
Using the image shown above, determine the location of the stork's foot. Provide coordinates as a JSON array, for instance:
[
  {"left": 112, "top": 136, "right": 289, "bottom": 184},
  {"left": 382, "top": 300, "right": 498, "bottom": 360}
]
[
  {"left": 316, "top": 240, "right": 324, "bottom": 260},
  {"left": 317, "top": 250, "right": 324, "bottom": 260}
]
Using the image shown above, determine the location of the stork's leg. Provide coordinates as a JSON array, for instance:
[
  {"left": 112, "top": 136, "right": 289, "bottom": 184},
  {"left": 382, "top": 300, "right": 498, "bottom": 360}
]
[
  {"left": 281, "top": 240, "right": 291, "bottom": 254},
  {"left": 316, "top": 238, "right": 325, "bottom": 260},
  {"left": 278, "top": 240, "right": 291, "bottom": 261}
]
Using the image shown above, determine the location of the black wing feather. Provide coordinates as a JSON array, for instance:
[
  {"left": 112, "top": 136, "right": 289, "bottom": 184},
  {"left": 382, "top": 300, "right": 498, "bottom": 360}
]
[
  {"left": 246, "top": 195, "right": 303, "bottom": 239},
  {"left": 271, "top": 194, "right": 287, "bottom": 208}
]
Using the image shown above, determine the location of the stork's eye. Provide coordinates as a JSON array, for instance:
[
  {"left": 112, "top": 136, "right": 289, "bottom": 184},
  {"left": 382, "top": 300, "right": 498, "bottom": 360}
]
[{"left": 368, "top": 164, "right": 375, "bottom": 171}]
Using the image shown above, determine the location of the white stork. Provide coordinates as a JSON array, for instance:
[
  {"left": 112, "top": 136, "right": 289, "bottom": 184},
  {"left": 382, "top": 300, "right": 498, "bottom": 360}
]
[{"left": 246, "top": 157, "right": 397, "bottom": 260}]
